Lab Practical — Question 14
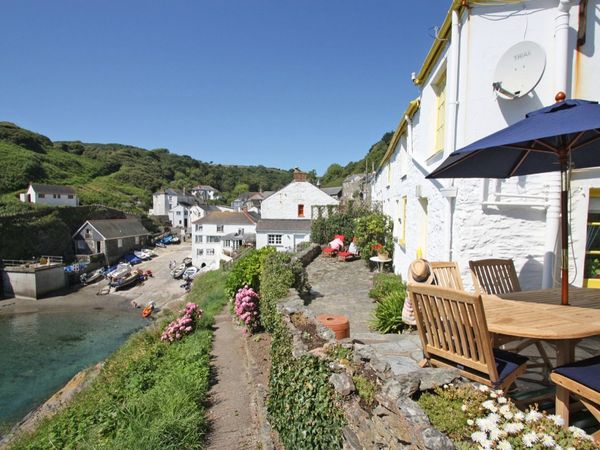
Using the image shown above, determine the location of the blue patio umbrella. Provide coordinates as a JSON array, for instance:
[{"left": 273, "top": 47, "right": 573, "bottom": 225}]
[{"left": 427, "top": 98, "right": 600, "bottom": 305}]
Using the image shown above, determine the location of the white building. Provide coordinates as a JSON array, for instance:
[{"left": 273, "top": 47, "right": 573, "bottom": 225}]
[
  {"left": 149, "top": 188, "right": 195, "bottom": 217},
  {"left": 256, "top": 169, "right": 339, "bottom": 251},
  {"left": 19, "top": 183, "right": 78, "bottom": 206},
  {"left": 191, "top": 211, "right": 259, "bottom": 269},
  {"left": 372, "top": 0, "right": 600, "bottom": 290}
]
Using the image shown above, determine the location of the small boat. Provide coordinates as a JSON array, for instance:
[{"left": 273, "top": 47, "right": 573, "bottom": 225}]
[
  {"left": 182, "top": 257, "right": 192, "bottom": 266},
  {"left": 105, "top": 263, "right": 132, "bottom": 280},
  {"left": 171, "top": 236, "right": 181, "bottom": 244},
  {"left": 141, "top": 301, "right": 156, "bottom": 318},
  {"left": 112, "top": 270, "right": 142, "bottom": 290},
  {"left": 182, "top": 266, "right": 198, "bottom": 280},
  {"left": 172, "top": 263, "right": 187, "bottom": 279},
  {"left": 80, "top": 268, "right": 105, "bottom": 285},
  {"left": 134, "top": 250, "right": 151, "bottom": 260},
  {"left": 121, "top": 253, "right": 142, "bottom": 265},
  {"left": 141, "top": 248, "right": 157, "bottom": 257}
]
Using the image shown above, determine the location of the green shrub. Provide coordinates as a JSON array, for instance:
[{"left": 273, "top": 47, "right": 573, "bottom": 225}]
[
  {"left": 353, "top": 211, "right": 393, "bottom": 262},
  {"left": 370, "top": 290, "right": 406, "bottom": 334},
  {"left": 310, "top": 204, "right": 371, "bottom": 245},
  {"left": 352, "top": 374, "right": 377, "bottom": 408},
  {"left": 369, "top": 273, "right": 406, "bottom": 301},
  {"left": 224, "top": 247, "right": 276, "bottom": 299}
]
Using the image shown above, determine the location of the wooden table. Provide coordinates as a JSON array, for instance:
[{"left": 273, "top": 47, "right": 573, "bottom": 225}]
[{"left": 483, "top": 287, "right": 600, "bottom": 424}]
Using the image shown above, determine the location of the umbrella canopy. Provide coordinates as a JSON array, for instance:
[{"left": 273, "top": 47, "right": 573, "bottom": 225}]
[{"left": 427, "top": 98, "right": 600, "bottom": 305}]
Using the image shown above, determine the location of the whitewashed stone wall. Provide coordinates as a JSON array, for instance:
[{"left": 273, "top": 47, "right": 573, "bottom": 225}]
[
  {"left": 261, "top": 181, "right": 339, "bottom": 220},
  {"left": 373, "top": 1, "right": 600, "bottom": 291}
]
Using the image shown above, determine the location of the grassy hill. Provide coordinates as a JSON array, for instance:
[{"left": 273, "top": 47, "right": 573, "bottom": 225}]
[
  {"left": 0, "top": 122, "right": 294, "bottom": 215},
  {"left": 319, "top": 131, "right": 393, "bottom": 187}
]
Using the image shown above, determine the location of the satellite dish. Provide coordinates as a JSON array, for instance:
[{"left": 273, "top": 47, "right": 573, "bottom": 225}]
[{"left": 493, "top": 41, "right": 546, "bottom": 100}]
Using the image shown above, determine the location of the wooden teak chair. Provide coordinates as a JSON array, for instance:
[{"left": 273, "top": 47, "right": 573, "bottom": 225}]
[
  {"left": 408, "top": 284, "right": 528, "bottom": 390},
  {"left": 550, "top": 355, "right": 600, "bottom": 441},
  {"left": 469, "top": 258, "right": 553, "bottom": 372},
  {"left": 431, "top": 261, "right": 464, "bottom": 290}
]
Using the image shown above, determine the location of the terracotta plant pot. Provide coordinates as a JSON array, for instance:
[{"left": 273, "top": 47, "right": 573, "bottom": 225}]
[
  {"left": 377, "top": 251, "right": 389, "bottom": 260},
  {"left": 316, "top": 315, "right": 350, "bottom": 340}
]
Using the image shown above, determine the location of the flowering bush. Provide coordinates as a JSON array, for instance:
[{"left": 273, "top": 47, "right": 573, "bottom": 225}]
[
  {"left": 160, "top": 302, "right": 203, "bottom": 342},
  {"left": 419, "top": 383, "right": 598, "bottom": 450},
  {"left": 371, "top": 243, "right": 384, "bottom": 252},
  {"left": 234, "top": 285, "right": 260, "bottom": 333}
]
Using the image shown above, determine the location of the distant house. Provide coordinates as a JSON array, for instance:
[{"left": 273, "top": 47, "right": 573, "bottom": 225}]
[
  {"left": 341, "top": 173, "right": 373, "bottom": 205},
  {"left": 256, "top": 169, "right": 339, "bottom": 251},
  {"left": 19, "top": 183, "right": 78, "bottom": 206},
  {"left": 191, "top": 211, "right": 259, "bottom": 269},
  {"left": 72, "top": 218, "right": 150, "bottom": 264},
  {"left": 190, "top": 185, "right": 220, "bottom": 201},
  {"left": 231, "top": 191, "right": 273, "bottom": 212},
  {"left": 149, "top": 188, "right": 196, "bottom": 218}
]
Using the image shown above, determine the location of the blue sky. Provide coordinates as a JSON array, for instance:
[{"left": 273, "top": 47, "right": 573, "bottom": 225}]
[{"left": 1, "top": 1, "right": 448, "bottom": 175}]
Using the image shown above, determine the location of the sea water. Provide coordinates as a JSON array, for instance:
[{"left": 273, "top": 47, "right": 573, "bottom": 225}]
[{"left": 0, "top": 309, "right": 144, "bottom": 427}]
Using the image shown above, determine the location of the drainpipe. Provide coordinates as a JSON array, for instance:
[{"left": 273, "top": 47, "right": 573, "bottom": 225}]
[
  {"left": 542, "top": 0, "right": 578, "bottom": 288},
  {"left": 442, "top": 7, "right": 461, "bottom": 261}
]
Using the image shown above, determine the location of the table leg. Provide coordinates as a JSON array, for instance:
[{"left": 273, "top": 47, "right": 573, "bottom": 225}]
[{"left": 555, "top": 340, "right": 575, "bottom": 426}]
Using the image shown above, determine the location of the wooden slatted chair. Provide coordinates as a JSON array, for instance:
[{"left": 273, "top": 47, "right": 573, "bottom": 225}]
[
  {"left": 550, "top": 355, "right": 600, "bottom": 441},
  {"left": 469, "top": 258, "right": 553, "bottom": 372},
  {"left": 408, "top": 284, "right": 528, "bottom": 390},
  {"left": 431, "top": 261, "right": 464, "bottom": 290}
]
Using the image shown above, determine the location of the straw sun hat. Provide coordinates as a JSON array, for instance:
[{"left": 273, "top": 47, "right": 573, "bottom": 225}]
[{"left": 407, "top": 259, "right": 434, "bottom": 285}]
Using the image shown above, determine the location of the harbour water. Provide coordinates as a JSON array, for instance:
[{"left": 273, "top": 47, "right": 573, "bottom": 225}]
[{"left": 0, "top": 309, "right": 144, "bottom": 427}]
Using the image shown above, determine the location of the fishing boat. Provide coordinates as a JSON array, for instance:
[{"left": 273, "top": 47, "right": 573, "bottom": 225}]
[
  {"left": 112, "top": 270, "right": 142, "bottom": 290},
  {"left": 105, "top": 263, "right": 132, "bottom": 280},
  {"left": 182, "top": 257, "right": 192, "bottom": 266},
  {"left": 80, "top": 268, "right": 105, "bottom": 285},
  {"left": 171, "top": 263, "right": 187, "bottom": 279},
  {"left": 133, "top": 250, "right": 151, "bottom": 260},
  {"left": 182, "top": 266, "right": 198, "bottom": 280}
]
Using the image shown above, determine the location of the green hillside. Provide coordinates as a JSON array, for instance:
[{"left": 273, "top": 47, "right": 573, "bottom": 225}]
[
  {"left": 0, "top": 122, "right": 294, "bottom": 214},
  {"left": 319, "top": 131, "right": 393, "bottom": 187}
]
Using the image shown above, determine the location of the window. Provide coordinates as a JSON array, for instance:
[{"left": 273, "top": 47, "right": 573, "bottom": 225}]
[
  {"left": 206, "top": 248, "right": 215, "bottom": 256},
  {"left": 85, "top": 228, "right": 92, "bottom": 238},
  {"left": 584, "top": 188, "right": 600, "bottom": 287},
  {"left": 398, "top": 196, "right": 407, "bottom": 246},
  {"left": 207, "top": 236, "right": 221, "bottom": 243},
  {"left": 433, "top": 70, "right": 447, "bottom": 154},
  {"left": 117, "top": 238, "right": 123, "bottom": 248},
  {"left": 268, "top": 234, "right": 282, "bottom": 245},
  {"left": 195, "top": 235, "right": 203, "bottom": 243},
  {"left": 135, "top": 236, "right": 140, "bottom": 245},
  {"left": 196, "top": 249, "right": 204, "bottom": 256},
  {"left": 297, "top": 204, "right": 304, "bottom": 217},
  {"left": 53, "top": 194, "right": 59, "bottom": 199},
  {"left": 195, "top": 224, "right": 203, "bottom": 232},
  {"left": 77, "top": 240, "right": 87, "bottom": 250},
  {"left": 68, "top": 194, "right": 74, "bottom": 199},
  {"left": 38, "top": 193, "right": 45, "bottom": 198},
  {"left": 398, "top": 135, "right": 408, "bottom": 179},
  {"left": 217, "top": 225, "right": 224, "bottom": 232}
]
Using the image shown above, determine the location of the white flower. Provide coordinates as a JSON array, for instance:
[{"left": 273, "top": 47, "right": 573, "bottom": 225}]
[
  {"left": 482, "top": 400, "right": 498, "bottom": 412},
  {"left": 467, "top": 419, "right": 474, "bottom": 426},
  {"left": 514, "top": 411, "right": 525, "bottom": 421},
  {"left": 489, "top": 427, "right": 504, "bottom": 441},
  {"left": 495, "top": 389, "right": 504, "bottom": 395},
  {"left": 525, "top": 409, "right": 543, "bottom": 422},
  {"left": 503, "top": 422, "right": 524, "bottom": 434},
  {"left": 566, "top": 447, "right": 576, "bottom": 450},
  {"left": 476, "top": 417, "right": 496, "bottom": 432},
  {"left": 541, "top": 434, "right": 555, "bottom": 447},
  {"left": 490, "top": 391, "right": 498, "bottom": 398},
  {"left": 499, "top": 404, "right": 512, "bottom": 419},
  {"left": 461, "top": 404, "right": 468, "bottom": 411},
  {"left": 522, "top": 431, "right": 539, "bottom": 447},
  {"left": 478, "top": 384, "right": 490, "bottom": 392},
  {"left": 547, "top": 414, "right": 564, "bottom": 426},
  {"left": 498, "top": 396, "right": 508, "bottom": 404},
  {"left": 568, "top": 425, "right": 589, "bottom": 439},
  {"left": 443, "top": 384, "right": 449, "bottom": 389},
  {"left": 498, "top": 441, "right": 513, "bottom": 450},
  {"left": 471, "top": 431, "right": 488, "bottom": 444}
]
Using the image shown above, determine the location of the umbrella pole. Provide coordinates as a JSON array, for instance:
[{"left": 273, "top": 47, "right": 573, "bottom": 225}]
[{"left": 560, "top": 163, "right": 569, "bottom": 306}]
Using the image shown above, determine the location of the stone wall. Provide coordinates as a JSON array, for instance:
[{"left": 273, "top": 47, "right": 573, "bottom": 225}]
[{"left": 277, "top": 290, "right": 458, "bottom": 450}]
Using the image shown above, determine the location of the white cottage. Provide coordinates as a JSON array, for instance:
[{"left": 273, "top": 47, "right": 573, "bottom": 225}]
[
  {"left": 19, "top": 183, "right": 78, "bottom": 206},
  {"left": 256, "top": 169, "right": 339, "bottom": 251},
  {"left": 191, "top": 211, "right": 259, "bottom": 269},
  {"left": 372, "top": 0, "right": 600, "bottom": 290}
]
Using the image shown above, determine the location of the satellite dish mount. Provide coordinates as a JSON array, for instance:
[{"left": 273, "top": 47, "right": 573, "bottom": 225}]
[{"left": 493, "top": 41, "right": 546, "bottom": 100}]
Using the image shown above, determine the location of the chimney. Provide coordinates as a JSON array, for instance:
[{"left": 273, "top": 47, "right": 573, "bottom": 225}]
[{"left": 293, "top": 168, "right": 307, "bottom": 182}]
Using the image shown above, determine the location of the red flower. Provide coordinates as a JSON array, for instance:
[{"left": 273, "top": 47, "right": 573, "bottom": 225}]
[{"left": 371, "top": 243, "right": 383, "bottom": 251}]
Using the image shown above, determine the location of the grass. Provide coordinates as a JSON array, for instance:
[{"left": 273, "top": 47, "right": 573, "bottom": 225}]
[{"left": 9, "top": 270, "right": 229, "bottom": 450}]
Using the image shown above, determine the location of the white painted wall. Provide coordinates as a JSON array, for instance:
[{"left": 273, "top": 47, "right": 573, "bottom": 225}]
[
  {"left": 373, "top": 1, "right": 600, "bottom": 290},
  {"left": 256, "top": 231, "right": 310, "bottom": 251},
  {"left": 261, "top": 181, "right": 339, "bottom": 220}
]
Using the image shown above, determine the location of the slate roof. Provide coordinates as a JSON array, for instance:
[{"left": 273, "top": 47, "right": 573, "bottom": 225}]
[
  {"left": 321, "top": 186, "right": 342, "bottom": 196},
  {"left": 256, "top": 219, "right": 312, "bottom": 233},
  {"left": 193, "top": 211, "right": 260, "bottom": 225},
  {"left": 30, "top": 183, "right": 76, "bottom": 195},
  {"left": 76, "top": 218, "right": 149, "bottom": 240},
  {"left": 192, "top": 185, "right": 218, "bottom": 192}
]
